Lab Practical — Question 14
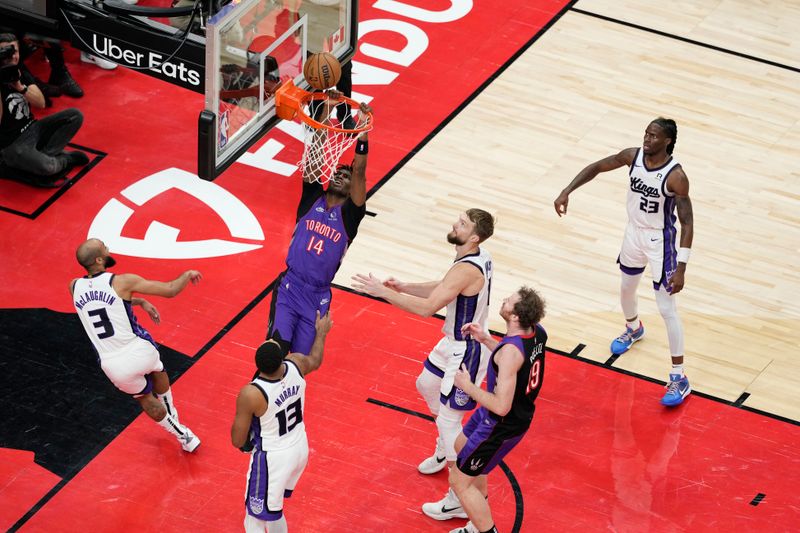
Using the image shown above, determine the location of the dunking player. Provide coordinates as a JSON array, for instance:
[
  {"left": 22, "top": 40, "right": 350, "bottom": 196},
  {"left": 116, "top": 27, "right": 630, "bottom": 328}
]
[
  {"left": 70, "top": 239, "right": 202, "bottom": 452},
  {"left": 554, "top": 118, "right": 694, "bottom": 406},
  {"left": 351, "top": 209, "right": 494, "bottom": 519},
  {"left": 448, "top": 287, "right": 547, "bottom": 533},
  {"left": 267, "top": 94, "right": 371, "bottom": 355},
  {"left": 231, "top": 311, "right": 333, "bottom": 533}
]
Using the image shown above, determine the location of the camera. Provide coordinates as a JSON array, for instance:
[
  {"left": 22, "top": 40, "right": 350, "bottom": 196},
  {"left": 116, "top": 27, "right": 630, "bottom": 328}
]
[
  {"left": 0, "top": 44, "right": 15, "bottom": 62},
  {"left": 0, "top": 44, "right": 20, "bottom": 84}
]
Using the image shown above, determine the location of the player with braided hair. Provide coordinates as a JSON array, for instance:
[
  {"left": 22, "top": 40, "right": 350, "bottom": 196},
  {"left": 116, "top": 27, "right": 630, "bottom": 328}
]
[{"left": 554, "top": 117, "right": 694, "bottom": 406}]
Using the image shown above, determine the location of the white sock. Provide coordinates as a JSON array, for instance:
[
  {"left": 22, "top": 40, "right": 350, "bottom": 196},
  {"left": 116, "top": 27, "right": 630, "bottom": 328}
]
[
  {"left": 436, "top": 405, "right": 465, "bottom": 462},
  {"left": 626, "top": 319, "right": 640, "bottom": 331},
  {"left": 156, "top": 413, "right": 186, "bottom": 438},
  {"left": 268, "top": 515, "right": 288, "bottom": 533},
  {"left": 416, "top": 369, "right": 442, "bottom": 417},
  {"left": 244, "top": 514, "right": 268, "bottom": 533},
  {"left": 620, "top": 272, "right": 642, "bottom": 323},
  {"left": 156, "top": 388, "right": 179, "bottom": 423},
  {"left": 655, "top": 287, "right": 684, "bottom": 356},
  {"left": 671, "top": 364, "right": 684, "bottom": 378}
]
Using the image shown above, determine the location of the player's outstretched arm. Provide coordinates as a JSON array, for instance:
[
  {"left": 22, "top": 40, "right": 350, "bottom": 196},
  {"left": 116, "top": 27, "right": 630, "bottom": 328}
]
[
  {"left": 352, "top": 263, "right": 477, "bottom": 317},
  {"left": 554, "top": 147, "right": 637, "bottom": 216},
  {"left": 113, "top": 270, "right": 202, "bottom": 300},
  {"left": 287, "top": 311, "right": 333, "bottom": 376},
  {"left": 349, "top": 102, "right": 372, "bottom": 207},
  {"left": 231, "top": 385, "right": 264, "bottom": 451},
  {"left": 384, "top": 277, "right": 441, "bottom": 297},
  {"left": 132, "top": 298, "right": 161, "bottom": 325},
  {"left": 454, "top": 345, "right": 524, "bottom": 416},
  {"left": 461, "top": 322, "right": 499, "bottom": 351}
]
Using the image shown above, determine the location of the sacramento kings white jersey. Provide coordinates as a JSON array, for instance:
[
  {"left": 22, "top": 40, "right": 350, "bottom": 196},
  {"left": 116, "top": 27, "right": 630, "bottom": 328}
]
[
  {"left": 73, "top": 272, "right": 156, "bottom": 357},
  {"left": 249, "top": 360, "right": 307, "bottom": 451},
  {"left": 627, "top": 148, "right": 681, "bottom": 230},
  {"left": 442, "top": 248, "right": 493, "bottom": 341}
]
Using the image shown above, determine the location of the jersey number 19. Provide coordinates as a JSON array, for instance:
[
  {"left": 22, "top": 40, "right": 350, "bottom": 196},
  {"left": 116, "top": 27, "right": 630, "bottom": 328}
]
[{"left": 525, "top": 359, "right": 541, "bottom": 395}]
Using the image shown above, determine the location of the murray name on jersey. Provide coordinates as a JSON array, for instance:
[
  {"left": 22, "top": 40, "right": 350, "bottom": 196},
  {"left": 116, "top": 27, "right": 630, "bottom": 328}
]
[{"left": 275, "top": 385, "right": 301, "bottom": 407}]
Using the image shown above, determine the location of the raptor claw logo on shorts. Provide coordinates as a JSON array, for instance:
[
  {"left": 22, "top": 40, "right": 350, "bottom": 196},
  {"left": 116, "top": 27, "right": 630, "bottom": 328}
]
[
  {"left": 469, "top": 458, "right": 484, "bottom": 471},
  {"left": 454, "top": 387, "right": 470, "bottom": 407}
]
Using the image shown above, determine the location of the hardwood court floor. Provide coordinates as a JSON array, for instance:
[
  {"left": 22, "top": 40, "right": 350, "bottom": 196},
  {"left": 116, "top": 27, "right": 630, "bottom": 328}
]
[{"left": 336, "top": 0, "right": 800, "bottom": 422}]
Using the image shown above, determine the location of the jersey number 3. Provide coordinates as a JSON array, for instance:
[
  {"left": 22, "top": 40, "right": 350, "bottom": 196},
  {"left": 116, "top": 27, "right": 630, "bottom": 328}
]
[
  {"left": 277, "top": 398, "right": 303, "bottom": 436},
  {"left": 88, "top": 308, "right": 115, "bottom": 339}
]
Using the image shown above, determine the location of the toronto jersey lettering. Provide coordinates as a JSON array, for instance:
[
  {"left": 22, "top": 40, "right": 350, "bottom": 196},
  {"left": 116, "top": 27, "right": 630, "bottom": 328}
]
[
  {"left": 627, "top": 148, "right": 681, "bottom": 230},
  {"left": 72, "top": 272, "right": 157, "bottom": 357},
  {"left": 443, "top": 248, "right": 493, "bottom": 340},
  {"left": 285, "top": 182, "right": 365, "bottom": 286},
  {"left": 248, "top": 360, "right": 307, "bottom": 451},
  {"left": 482, "top": 325, "right": 547, "bottom": 431}
]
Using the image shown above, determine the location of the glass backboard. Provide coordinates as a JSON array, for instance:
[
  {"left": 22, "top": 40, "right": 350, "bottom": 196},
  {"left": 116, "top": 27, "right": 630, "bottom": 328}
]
[{"left": 199, "top": 0, "right": 357, "bottom": 180}]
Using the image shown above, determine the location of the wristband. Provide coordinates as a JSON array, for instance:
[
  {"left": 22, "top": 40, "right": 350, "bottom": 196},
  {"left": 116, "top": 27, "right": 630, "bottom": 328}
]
[
  {"left": 239, "top": 440, "right": 254, "bottom": 453},
  {"left": 20, "top": 85, "right": 28, "bottom": 95},
  {"left": 676, "top": 247, "right": 691, "bottom": 264},
  {"left": 355, "top": 140, "right": 368, "bottom": 155}
]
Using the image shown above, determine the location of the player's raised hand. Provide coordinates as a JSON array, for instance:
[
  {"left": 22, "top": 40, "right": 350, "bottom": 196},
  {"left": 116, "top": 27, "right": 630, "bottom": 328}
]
[
  {"left": 454, "top": 363, "right": 472, "bottom": 392},
  {"left": 140, "top": 299, "right": 161, "bottom": 325},
  {"left": 460, "top": 322, "right": 488, "bottom": 343},
  {"left": 315, "top": 310, "right": 333, "bottom": 336},
  {"left": 383, "top": 276, "right": 404, "bottom": 292},
  {"left": 667, "top": 266, "right": 686, "bottom": 295},
  {"left": 351, "top": 272, "right": 387, "bottom": 298},
  {"left": 554, "top": 190, "right": 569, "bottom": 217},
  {"left": 185, "top": 270, "right": 203, "bottom": 284}
]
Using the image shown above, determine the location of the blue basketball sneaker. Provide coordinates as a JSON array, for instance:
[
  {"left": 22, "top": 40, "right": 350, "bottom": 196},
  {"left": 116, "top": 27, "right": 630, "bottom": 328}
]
[
  {"left": 609, "top": 322, "right": 645, "bottom": 355},
  {"left": 661, "top": 373, "right": 691, "bottom": 406}
]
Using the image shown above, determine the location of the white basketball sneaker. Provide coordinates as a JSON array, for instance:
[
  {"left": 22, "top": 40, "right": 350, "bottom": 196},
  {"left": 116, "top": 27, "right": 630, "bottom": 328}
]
[
  {"left": 178, "top": 427, "right": 201, "bottom": 452},
  {"left": 422, "top": 488, "right": 468, "bottom": 520},
  {"left": 450, "top": 522, "right": 479, "bottom": 533},
  {"left": 418, "top": 437, "right": 447, "bottom": 474},
  {"left": 80, "top": 52, "right": 118, "bottom": 70}
]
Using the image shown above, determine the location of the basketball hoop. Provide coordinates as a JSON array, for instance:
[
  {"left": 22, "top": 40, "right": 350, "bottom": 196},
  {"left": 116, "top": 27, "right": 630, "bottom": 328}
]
[{"left": 275, "top": 80, "right": 373, "bottom": 184}]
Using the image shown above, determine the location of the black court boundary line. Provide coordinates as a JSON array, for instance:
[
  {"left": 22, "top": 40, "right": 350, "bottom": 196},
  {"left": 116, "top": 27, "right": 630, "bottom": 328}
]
[
  {"left": 571, "top": 7, "right": 800, "bottom": 74},
  {"left": 0, "top": 144, "right": 106, "bottom": 219},
  {"left": 10, "top": 277, "right": 280, "bottom": 531},
  {"left": 365, "top": 0, "right": 579, "bottom": 201},
  {"left": 335, "top": 282, "right": 799, "bottom": 427},
  {"left": 366, "top": 398, "right": 524, "bottom": 533}
]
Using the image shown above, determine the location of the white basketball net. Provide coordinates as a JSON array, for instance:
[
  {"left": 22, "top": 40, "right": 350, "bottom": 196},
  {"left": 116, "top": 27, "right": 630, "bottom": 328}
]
[{"left": 299, "top": 99, "right": 372, "bottom": 184}]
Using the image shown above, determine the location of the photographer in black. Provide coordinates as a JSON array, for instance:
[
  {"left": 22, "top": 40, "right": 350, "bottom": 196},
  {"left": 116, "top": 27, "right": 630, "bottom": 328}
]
[{"left": 1, "top": 33, "right": 88, "bottom": 187}]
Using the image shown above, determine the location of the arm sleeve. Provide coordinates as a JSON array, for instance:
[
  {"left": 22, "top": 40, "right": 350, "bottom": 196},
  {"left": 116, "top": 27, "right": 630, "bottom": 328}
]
[
  {"left": 342, "top": 198, "right": 367, "bottom": 242},
  {"left": 296, "top": 181, "right": 325, "bottom": 222}
]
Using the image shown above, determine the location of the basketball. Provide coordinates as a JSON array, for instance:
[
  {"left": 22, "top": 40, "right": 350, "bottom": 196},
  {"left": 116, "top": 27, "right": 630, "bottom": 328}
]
[{"left": 303, "top": 52, "right": 342, "bottom": 90}]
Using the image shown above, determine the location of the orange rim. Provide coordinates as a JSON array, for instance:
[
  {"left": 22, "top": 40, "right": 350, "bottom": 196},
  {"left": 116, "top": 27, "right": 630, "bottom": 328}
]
[{"left": 275, "top": 80, "right": 373, "bottom": 134}]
